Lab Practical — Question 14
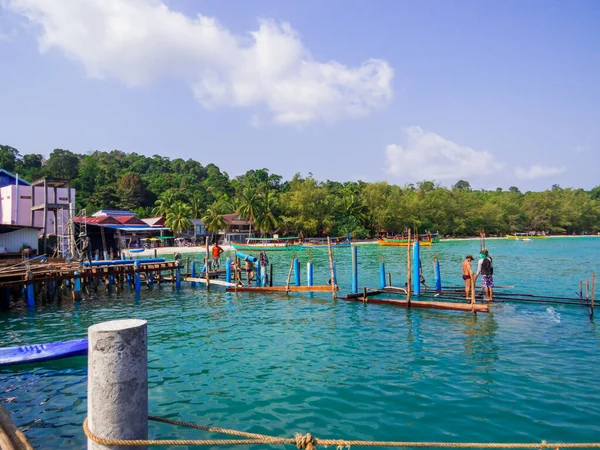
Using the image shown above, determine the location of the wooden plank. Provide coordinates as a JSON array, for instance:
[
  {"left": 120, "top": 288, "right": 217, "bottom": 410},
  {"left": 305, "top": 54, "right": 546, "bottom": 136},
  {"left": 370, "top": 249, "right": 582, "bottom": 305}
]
[
  {"left": 225, "top": 285, "right": 332, "bottom": 293},
  {"left": 340, "top": 296, "right": 489, "bottom": 313},
  {"left": 344, "top": 289, "right": 384, "bottom": 299},
  {"left": 185, "top": 277, "right": 236, "bottom": 287}
]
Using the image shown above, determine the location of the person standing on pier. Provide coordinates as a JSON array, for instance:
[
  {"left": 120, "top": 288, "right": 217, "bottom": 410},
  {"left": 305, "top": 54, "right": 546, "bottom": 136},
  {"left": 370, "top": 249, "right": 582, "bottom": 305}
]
[
  {"left": 475, "top": 249, "right": 493, "bottom": 301},
  {"left": 79, "top": 234, "right": 92, "bottom": 267},
  {"left": 211, "top": 243, "right": 223, "bottom": 269},
  {"left": 461, "top": 254, "right": 474, "bottom": 299},
  {"left": 245, "top": 259, "right": 255, "bottom": 285}
]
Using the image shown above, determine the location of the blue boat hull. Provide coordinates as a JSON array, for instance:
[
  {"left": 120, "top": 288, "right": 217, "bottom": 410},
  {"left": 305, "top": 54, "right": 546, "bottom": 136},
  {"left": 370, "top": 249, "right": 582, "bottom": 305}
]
[{"left": 0, "top": 338, "right": 88, "bottom": 367}]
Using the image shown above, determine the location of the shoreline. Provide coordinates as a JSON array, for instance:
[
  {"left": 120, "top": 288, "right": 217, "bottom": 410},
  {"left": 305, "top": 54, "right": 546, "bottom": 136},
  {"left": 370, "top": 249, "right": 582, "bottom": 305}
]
[{"left": 124, "top": 234, "right": 600, "bottom": 256}]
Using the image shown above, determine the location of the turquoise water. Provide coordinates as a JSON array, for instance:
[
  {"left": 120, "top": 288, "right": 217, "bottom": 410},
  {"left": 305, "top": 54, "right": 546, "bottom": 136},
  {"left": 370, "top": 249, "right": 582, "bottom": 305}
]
[{"left": 1, "top": 238, "right": 599, "bottom": 448}]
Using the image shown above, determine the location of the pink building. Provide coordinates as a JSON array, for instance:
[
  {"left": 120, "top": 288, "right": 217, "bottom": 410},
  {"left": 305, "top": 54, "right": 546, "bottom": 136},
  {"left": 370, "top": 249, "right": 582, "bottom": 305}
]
[{"left": 0, "top": 175, "right": 76, "bottom": 254}]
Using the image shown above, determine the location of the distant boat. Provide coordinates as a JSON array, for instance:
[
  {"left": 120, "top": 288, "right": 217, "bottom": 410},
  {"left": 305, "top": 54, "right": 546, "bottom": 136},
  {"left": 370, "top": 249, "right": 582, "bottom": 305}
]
[
  {"left": 303, "top": 237, "right": 351, "bottom": 249},
  {"left": 378, "top": 237, "right": 432, "bottom": 247},
  {"left": 506, "top": 232, "right": 547, "bottom": 240},
  {"left": 231, "top": 237, "right": 303, "bottom": 251},
  {"left": 0, "top": 338, "right": 88, "bottom": 367},
  {"left": 419, "top": 232, "right": 441, "bottom": 244}
]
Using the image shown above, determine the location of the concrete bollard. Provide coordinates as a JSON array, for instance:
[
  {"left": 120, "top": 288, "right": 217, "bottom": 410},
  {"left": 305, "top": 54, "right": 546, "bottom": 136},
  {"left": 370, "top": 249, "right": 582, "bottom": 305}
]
[{"left": 88, "top": 319, "right": 148, "bottom": 450}]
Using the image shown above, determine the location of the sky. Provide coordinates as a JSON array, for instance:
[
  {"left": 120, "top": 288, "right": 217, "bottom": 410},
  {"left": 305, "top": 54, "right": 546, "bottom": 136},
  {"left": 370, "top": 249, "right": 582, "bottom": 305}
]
[{"left": 0, "top": 0, "right": 598, "bottom": 191}]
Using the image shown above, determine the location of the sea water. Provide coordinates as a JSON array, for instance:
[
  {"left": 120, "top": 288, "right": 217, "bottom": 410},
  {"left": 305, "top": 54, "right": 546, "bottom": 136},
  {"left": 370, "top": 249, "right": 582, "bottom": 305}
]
[{"left": 1, "top": 237, "right": 599, "bottom": 448}]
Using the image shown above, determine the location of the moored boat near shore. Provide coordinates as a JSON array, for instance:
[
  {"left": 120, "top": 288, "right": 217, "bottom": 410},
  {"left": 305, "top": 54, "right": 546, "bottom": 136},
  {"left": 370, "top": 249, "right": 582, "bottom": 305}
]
[
  {"left": 231, "top": 237, "right": 303, "bottom": 251},
  {"left": 377, "top": 237, "right": 433, "bottom": 247},
  {"left": 302, "top": 236, "right": 351, "bottom": 248}
]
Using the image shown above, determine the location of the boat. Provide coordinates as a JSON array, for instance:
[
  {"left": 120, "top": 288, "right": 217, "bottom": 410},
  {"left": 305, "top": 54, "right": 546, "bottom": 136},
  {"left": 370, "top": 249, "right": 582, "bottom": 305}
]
[
  {"left": 302, "top": 236, "right": 351, "bottom": 249},
  {"left": 419, "top": 232, "right": 440, "bottom": 244},
  {"left": 506, "top": 232, "right": 547, "bottom": 240},
  {"left": 378, "top": 237, "right": 432, "bottom": 247},
  {"left": 0, "top": 338, "right": 88, "bottom": 367},
  {"left": 129, "top": 248, "right": 144, "bottom": 253},
  {"left": 231, "top": 237, "right": 303, "bottom": 251}
]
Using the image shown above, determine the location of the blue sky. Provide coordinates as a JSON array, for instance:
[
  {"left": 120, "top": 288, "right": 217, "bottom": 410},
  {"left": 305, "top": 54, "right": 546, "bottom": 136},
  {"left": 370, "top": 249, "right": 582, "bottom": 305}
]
[{"left": 0, "top": 0, "right": 598, "bottom": 191}]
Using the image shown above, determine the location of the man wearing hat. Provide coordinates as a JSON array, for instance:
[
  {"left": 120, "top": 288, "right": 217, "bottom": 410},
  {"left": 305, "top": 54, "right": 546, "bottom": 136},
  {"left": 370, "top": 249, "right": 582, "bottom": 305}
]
[
  {"left": 79, "top": 233, "right": 92, "bottom": 267},
  {"left": 475, "top": 248, "right": 493, "bottom": 301},
  {"left": 461, "top": 254, "right": 474, "bottom": 299}
]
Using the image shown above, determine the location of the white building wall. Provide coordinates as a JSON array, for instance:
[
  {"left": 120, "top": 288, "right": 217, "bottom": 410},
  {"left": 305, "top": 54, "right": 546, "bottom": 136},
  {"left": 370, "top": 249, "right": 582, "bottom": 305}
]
[{"left": 0, "top": 228, "right": 40, "bottom": 253}]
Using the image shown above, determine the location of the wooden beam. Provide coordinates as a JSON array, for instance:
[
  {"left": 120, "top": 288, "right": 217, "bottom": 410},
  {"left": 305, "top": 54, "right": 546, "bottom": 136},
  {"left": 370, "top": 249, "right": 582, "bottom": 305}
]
[
  {"left": 345, "top": 289, "right": 384, "bottom": 299},
  {"left": 185, "top": 277, "right": 236, "bottom": 287},
  {"left": 226, "top": 285, "right": 332, "bottom": 293},
  {"left": 340, "top": 296, "right": 490, "bottom": 313}
]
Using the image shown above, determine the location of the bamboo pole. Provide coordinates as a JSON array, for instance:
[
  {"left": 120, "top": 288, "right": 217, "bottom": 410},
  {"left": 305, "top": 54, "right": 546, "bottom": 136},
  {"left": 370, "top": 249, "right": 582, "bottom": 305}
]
[
  {"left": 387, "top": 272, "right": 392, "bottom": 287},
  {"left": 406, "top": 229, "right": 412, "bottom": 306},
  {"left": 586, "top": 278, "right": 589, "bottom": 300},
  {"left": 327, "top": 237, "right": 337, "bottom": 299},
  {"left": 285, "top": 256, "right": 295, "bottom": 293},
  {"left": 580, "top": 280, "right": 583, "bottom": 299}
]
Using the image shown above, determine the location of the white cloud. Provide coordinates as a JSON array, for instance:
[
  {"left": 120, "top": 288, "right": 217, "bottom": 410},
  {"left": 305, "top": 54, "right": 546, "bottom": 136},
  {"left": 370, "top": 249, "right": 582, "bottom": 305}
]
[
  {"left": 7, "top": 0, "right": 393, "bottom": 124},
  {"left": 385, "top": 126, "right": 502, "bottom": 180},
  {"left": 514, "top": 165, "right": 565, "bottom": 180}
]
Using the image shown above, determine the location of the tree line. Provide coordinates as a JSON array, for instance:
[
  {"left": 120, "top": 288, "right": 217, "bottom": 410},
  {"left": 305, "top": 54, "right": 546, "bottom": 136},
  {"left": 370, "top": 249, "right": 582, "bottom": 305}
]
[{"left": 2, "top": 145, "right": 599, "bottom": 237}]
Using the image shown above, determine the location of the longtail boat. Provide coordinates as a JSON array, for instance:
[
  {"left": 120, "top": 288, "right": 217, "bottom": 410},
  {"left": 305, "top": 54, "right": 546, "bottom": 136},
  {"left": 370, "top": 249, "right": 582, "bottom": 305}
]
[
  {"left": 303, "top": 236, "right": 351, "bottom": 249},
  {"left": 231, "top": 237, "right": 303, "bottom": 251},
  {"left": 377, "top": 237, "right": 432, "bottom": 247},
  {"left": 0, "top": 338, "right": 88, "bottom": 367},
  {"left": 506, "top": 232, "right": 547, "bottom": 240}
]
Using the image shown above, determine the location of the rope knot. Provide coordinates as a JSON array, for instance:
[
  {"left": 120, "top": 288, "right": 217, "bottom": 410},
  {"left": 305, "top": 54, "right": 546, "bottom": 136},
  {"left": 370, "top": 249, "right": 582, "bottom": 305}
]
[{"left": 295, "top": 432, "right": 317, "bottom": 450}]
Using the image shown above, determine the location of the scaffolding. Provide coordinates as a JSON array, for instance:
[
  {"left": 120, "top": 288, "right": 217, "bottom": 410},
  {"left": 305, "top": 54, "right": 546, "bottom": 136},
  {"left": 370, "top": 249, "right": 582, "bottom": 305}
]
[{"left": 56, "top": 206, "right": 86, "bottom": 259}]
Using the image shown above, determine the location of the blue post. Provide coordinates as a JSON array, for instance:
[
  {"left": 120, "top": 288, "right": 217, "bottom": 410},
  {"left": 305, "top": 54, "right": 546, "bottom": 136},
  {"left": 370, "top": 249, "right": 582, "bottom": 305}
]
[
  {"left": 413, "top": 241, "right": 421, "bottom": 296},
  {"left": 74, "top": 272, "right": 81, "bottom": 297},
  {"left": 435, "top": 260, "right": 442, "bottom": 291},
  {"left": 126, "top": 274, "right": 131, "bottom": 286},
  {"left": 27, "top": 284, "right": 34, "bottom": 307},
  {"left": 226, "top": 258, "right": 231, "bottom": 283},
  {"left": 191, "top": 261, "right": 197, "bottom": 288},
  {"left": 379, "top": 262, "right": 386, "bottom": 289},
  {"left": 293, "top": 258, "right": 300, "bottom": 286},
  {"left": 49, "top": 281, "right": 56, "bottom": 299},
  {"left": 108, "top": 275, "right": 114, "bottom": 292},
  {"left": 307, "top": 262, "right": 313, "bottom": 286},
  {"left": 134, "top": 261, "right": 141, "bottom": 293},
  {"left": 3, "top": 288, "right": 10, "bottom": 305},
  {"left": 176, "top": 261, "right": 181, "bottom": 290},
  {"left": 333, "top": 262, "right": 338, "bottom": 285},
  {"left": 351, "top": 246, "right": 358, "bottom": 294}
]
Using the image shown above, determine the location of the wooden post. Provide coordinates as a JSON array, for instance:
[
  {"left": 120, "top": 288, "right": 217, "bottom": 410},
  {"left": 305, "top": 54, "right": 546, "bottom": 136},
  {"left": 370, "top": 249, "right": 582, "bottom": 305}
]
[
  {"left": 580, "top": 280, "right": 583, "bottom": 299},
  {"left": 406, "top": 229, "right": 412, "bottom": 306},
  {"left": 285, "top": 257, "right": 295, "bottom": 292},
  {"left": 586, "top": 278, "right": 590, "bottom": 300},
  {"left": 592, "top": 272, "right": 596, "bottom": 318},
  {"left": 327, "top": 237, "right": 337, "bottom": 299},
  {"left": 269, "top": 263, "right": 273, "bottom": 287},
  {"left": 387, "top": 272, "right": 392, "bottom": 287}
]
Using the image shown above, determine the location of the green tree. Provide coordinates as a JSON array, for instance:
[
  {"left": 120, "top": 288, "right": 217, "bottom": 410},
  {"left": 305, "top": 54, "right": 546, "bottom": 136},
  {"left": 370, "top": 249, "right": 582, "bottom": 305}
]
[
  {"left": 236, "top": 187, "right": 260, "bottom": 236},
  {"left": 44, "top": 149, "right": 80, "bottom": 179},
  {"left": 202, "top": 207, "right": 227, "bottom": 235},
  {"left": 165, "top": 201, "right": 193, "bottom": 236}
]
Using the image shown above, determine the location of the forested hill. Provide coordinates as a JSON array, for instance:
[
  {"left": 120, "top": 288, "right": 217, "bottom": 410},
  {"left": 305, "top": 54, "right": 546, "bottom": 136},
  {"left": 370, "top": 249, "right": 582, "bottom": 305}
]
[{"left": 1, "top": 145, "right": 599, "bottom": 237}]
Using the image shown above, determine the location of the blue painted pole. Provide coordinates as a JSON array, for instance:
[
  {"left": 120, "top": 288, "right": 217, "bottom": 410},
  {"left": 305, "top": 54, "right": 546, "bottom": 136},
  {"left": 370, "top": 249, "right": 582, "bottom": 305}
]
[
  {"left": 293, "top": 258, "right": 300, "bottom": 286},
  {"left": 333, "top": 262, "right": 338, "bottom": 285},
  {"left": 351, "top": 245, "right": 358, "bottom": 294},
  {"left": 379, "top": 262, "right": 386, "bottom": 289},
  {"left": 134, "top": 261, "right": 141, "bottom": 293},
  {"left": 435, "top": 260, "right": 442, "bottom": 291},
  {"left": 74, "top": 272, "right": 81, "bottom": 296},
  {"left": 27, "top": 284, "right": 34, "bottom": 307},
  {"left": 307, "top": 262, "right": 313, "bottom": 286},
  {"left": 191, "top": 261, "right": 197, "bottom": 288},
  {"left": 226, "top": 258, "right": 231, "bottom": 283},
  {"left": 108, "top": 275, "right": 114, "bottom": 292},
  {"left": 412, "top": 241, "right": 421, "bottom": 296},
  {"left": 175, "top": 262, "right": 181, "bottom": 290},
  {"left": 49, "top": 281, "right": 56, "bottom": 299}
]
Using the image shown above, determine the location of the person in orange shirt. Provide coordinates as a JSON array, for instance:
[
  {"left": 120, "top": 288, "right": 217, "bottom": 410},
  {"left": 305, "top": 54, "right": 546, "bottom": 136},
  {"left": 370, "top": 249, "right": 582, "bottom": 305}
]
[{"left": 211, "top": 243, "right": 223, "bottom": 269}]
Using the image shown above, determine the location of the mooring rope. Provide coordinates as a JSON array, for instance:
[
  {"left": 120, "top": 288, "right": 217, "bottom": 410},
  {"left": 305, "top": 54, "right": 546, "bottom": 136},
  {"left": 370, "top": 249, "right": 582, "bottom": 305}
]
[{"left": 83, "top": 416, "right": 600, "bottom": 449}]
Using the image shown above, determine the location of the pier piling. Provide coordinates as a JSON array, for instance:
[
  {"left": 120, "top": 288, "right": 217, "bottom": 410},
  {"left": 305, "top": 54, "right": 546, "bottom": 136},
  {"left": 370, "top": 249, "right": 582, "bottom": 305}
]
[
  {"left": 412, "top": 241, "right": 421, "bottom": 296},
  {"left": 307, "top": 261, "right": 313, "bottom": 287},
  {"left": 351, "top": 245, "right": 358, "bottom": 294},
  {"left": 87, "top": 319, "right": 148, "bottom": 450},
  {"left": 293, "top": 258, "right": 300, "bottom": 287},
  {"left": 379, "top": 261, "right": 386, "bottom": 289},
  {"left": 434, "top": 257, "right": 442, "bottom": 291}
]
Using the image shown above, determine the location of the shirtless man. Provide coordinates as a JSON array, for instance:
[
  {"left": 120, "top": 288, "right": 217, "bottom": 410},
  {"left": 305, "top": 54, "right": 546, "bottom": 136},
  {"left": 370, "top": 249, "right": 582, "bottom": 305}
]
[
  {"left": 461, "top": 254, "right": 474, "bottom": 299},
  {"left": 245, "top": 259, "right": 255, "bottom": 285}
]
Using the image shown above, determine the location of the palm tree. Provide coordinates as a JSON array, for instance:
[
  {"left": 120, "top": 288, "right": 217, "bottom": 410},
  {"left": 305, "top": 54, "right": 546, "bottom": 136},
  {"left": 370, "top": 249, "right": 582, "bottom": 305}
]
[
  {"left": 236, "top": 187, "right": 260, "bottom": 236},
  {"left": 202, "top": 208, "right": 226, "bottom": 235},
  {"left": 190, "top": 195, "right": 204, "bottom": 219},
  {"left": 152, "top": 190, "right": 178, "bottom": 217},
  {"left": 165, "top": 201, "right": 193, "bottom": 236},
  {"left": 256, "top": 190, "right": 279, "bottom": 235}
]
